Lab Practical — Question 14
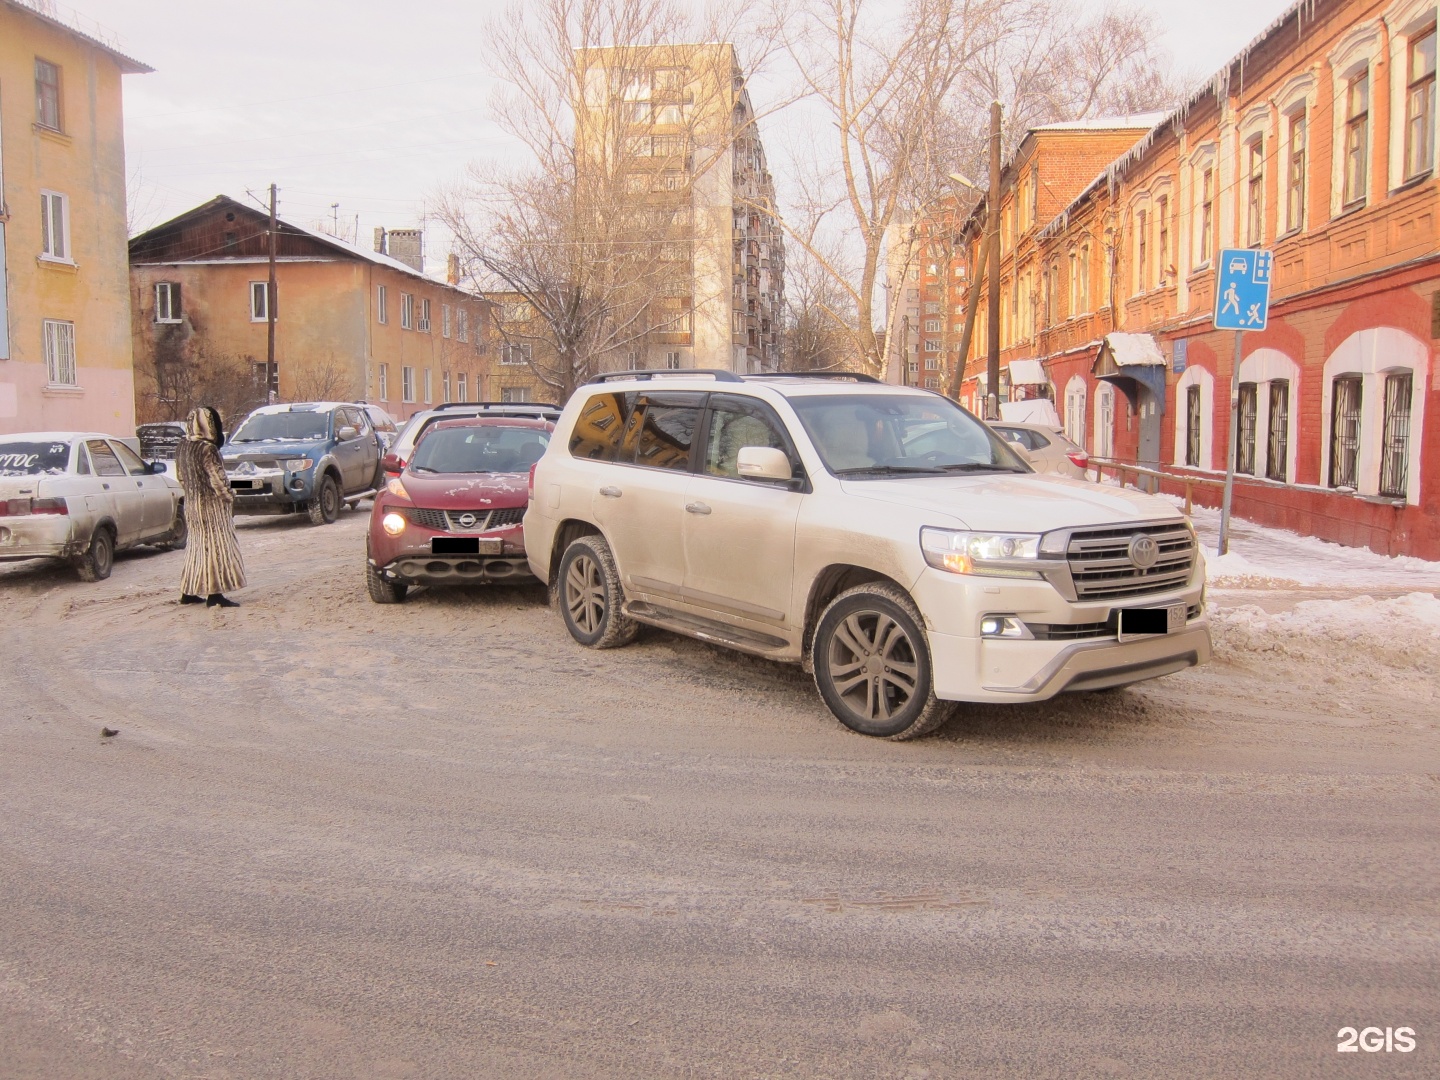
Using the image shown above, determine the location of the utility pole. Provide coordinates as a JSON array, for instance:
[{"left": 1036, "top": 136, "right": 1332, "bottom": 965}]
[
  {"left": 985, "top": 101, "right": 1002, "bottom": 421},
  {"left": 267, "top": 183, "right": 278, "bottom": 403}
]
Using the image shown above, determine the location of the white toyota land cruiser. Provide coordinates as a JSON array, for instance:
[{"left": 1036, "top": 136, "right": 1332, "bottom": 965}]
[{"left": 524, "top": 371, "right": 1210, "bottom": 739}]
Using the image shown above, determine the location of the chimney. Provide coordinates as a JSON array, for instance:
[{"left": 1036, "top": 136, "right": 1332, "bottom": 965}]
[
  {"left": 446, "top": 253, "right": 460, "bottom": 286},
  {"left": 373, "top": 227, "right": 387, "bottom": 254},
  {"left": 386, "top": 229, "right": 424, "bottom": 273}
]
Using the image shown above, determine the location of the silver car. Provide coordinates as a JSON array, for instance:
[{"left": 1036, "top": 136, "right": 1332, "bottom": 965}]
[
  {"left": 0, "top": 432, "right": 186, "bottom": 581},
  {"left": 991, "top": 422, "right": 1090, "bottom": 480}
]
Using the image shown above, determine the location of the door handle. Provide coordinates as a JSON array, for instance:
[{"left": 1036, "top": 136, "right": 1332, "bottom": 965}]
[
  {"left": 685, "top": 501, "right": 712, "bottom": 515},
  {"left": 102, "top": 483, "right": 110, "bottom": 490},
  {"left": 599, "top": 486, "right": 622, "bottom": 498}
]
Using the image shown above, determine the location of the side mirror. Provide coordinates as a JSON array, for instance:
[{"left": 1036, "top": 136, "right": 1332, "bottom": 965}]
[
  {"left": 381, "top": 453, "right": 403, "bottom": 475},
  {"left": 337, "top": 425, "right": 359, "bottom": 441},
  {"left": 736, "top": 446, "right": 792, "bottom": 482},
  {"left": 148, "top": 460, "right": 168, "bottom": 474}
]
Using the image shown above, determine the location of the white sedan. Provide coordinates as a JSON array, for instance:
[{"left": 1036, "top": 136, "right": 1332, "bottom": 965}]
[{"left": 0, "top": 431, "right": 186, "bottom": 581}]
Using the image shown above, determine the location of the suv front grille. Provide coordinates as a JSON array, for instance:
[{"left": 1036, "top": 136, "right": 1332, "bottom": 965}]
[
  {"left": 1066, "top": 522, "right": 1196, "bottom": 601},
  {"left": 404, "top": 506, "right": 526, "bottom": 532}
]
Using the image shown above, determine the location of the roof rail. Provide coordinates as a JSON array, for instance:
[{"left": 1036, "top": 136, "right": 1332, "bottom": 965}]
[
  {"left": 433, "top": 401, "right": 561, "bottom": 410},
  {"left": 746, "top": 371, "right": 881, "bottom": 383},
  {"left": 586, "top": 368, "right": 744, "bottom": 385}
]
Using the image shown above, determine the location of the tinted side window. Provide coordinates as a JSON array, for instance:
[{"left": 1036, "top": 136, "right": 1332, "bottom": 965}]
[
  {"left": 1027, "top": 429, "right": 1052, "bottom": 449},
  {"left": 703, "top": 395, "right": 795, "bottom": 479},
  {"left": 633, "top": 393, "right": 703, "bottom": 472},
  {"left": 568, "top": 392, "right": 638, "bottom": 462},
  {"left": 86, "top": 439, "right": 125, "bottom": 477}
]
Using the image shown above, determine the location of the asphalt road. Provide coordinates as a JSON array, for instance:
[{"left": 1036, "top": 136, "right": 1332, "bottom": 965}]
[{"left": 2, "top": 510, "right": 1437, "bottom": 1078}]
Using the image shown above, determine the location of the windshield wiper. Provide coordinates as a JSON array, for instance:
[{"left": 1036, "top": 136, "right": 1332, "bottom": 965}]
[
  {"left": 834, "top": 465, "right": 948, "bottom": 478},
  {"left": 934, "top": 462, "right": 1028, "bottom": 473},
  {"left": 410, "top": 465, "right": 438, "bottom": 473}
]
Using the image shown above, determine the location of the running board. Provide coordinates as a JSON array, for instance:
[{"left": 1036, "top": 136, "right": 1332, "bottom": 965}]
[{"left": 624, "top": 601, "right": 793, "bottom": 658}]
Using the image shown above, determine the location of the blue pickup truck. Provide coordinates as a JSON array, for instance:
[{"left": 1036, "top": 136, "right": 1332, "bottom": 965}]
[{"left": 222, "top": 402, "right": 384, "bottom": 525}]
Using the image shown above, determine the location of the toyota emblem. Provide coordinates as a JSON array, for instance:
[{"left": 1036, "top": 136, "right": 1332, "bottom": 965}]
[
  {"left": 1127, "top": 534, "right": 1159, "bottom": 569},
  {"left": 457, "top": 512, "right": 478, "bottom": 529}
]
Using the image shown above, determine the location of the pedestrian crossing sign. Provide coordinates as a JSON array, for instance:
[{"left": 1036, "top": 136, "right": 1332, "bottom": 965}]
[{"left": 1213, "top": 248, "right": 1273, "bottom": 330}]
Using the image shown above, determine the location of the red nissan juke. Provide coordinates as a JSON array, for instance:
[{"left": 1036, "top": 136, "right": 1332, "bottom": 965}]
[{"left": 365, "top": 416, "right": 552, "bottom": 603}]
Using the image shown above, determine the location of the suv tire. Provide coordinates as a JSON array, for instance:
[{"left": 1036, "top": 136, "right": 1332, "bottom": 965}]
[
  {"left": 558, "top": 535, "right": 637, "bottom": 649},
  {"left": 307, "top": 474, "right": 340, "bottom": 526},
  {"left": 366, "top": 560, "right": 407, "bottom": 604},
  {"left": 73, "top": 525, "right": 115, "bottom": 582},
  {"left": 812, "top": 583, "right": 951, "bottom": 740}
]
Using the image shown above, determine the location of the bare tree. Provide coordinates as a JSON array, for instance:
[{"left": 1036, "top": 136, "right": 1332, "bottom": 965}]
[
  {"left": 134, "top": 345, "right": 266, "bottom": 428},
  {"left": 436, "top": 0, "right": 772, "bottom": 400},
  {"left": 779, "top": 244, "right": 861, "bottom": 372},
  {"left": 290, "top": 359, "right": 355, "bottom": 402},
  {"left": 765, "top": 0, "right": 1014, "bottom": 378}
]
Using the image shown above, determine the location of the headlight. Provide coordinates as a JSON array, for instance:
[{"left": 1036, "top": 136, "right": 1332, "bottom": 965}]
[
  {"left": 386, "top": 477, "right": 409, "bottom": 499},
  {"left": 920, "top": 527, "right": 1043, "bottom": 578},
  {"left": 285, "top": 458, "right": 314, "bottom": 472},
  {"left": 381, "top": 512, "right": 406, "bottom": 537}
]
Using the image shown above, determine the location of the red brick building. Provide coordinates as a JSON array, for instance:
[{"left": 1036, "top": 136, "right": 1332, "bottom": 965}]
[{"left": 960, "top": 0, "right": 1439, "bottom": 560}]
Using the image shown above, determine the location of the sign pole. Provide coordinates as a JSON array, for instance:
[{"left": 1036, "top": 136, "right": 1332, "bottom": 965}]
[{"left": 1218, "top": 330, "right": 1242, "bottom": 556}]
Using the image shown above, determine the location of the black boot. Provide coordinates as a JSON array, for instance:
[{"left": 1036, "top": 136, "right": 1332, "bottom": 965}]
[
  {"left": 206, "top": 594, "right": 240, "bottom": 608},
  {"left": 180, "top": 594, "right": 203, "bottom": 605}
]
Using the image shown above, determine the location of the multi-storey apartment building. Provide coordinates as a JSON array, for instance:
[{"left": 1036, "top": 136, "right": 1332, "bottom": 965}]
[
  {"left": 0, "top": 0, "right": 149, "bottom": 436},
  {"left": 129, "top": 196, "right": 492, "bottom": 424},
  {"left": 961, "top": 0, "right": 1439, "bottom": 560},
  {"left": 576, "top": 43, "right": 784, "bottom": 373},
  {"left": 884, "top": 200, "right": 970, "bottom": 390}
]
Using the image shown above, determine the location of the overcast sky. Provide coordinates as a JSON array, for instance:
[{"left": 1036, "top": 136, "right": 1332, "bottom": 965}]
[{"left": 98, "top": 0, "right": 1294, "bottom": 265}]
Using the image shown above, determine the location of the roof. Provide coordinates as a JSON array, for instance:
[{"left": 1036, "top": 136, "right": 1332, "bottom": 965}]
[
  {"left": 430, "top": 416, "right": 553, "bottom": 431},
  {"left": 130, "top": 196, "right": 480, "bottom": 295},
  {"left": 3, "top": 0, "right": 152, "bottom": 74}
]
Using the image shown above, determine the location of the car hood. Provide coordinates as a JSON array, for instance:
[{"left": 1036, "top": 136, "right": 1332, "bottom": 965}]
[
  {"left": 839, "top": 473, "right": 1181, "bottom": 531},
  {"left": 398, "top": 470, "right": 530, "bottom": 507},
  {"left": 223, "top": 439, "right": 330, "bottom": 460}
]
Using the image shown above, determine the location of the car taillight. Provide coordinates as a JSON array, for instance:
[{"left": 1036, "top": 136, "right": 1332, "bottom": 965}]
[
  {"left": 0, "top": 497, "right": 67, "bottom": 516},
  {"left": 528, "top": 462, "right": 538, "bottom": 502},
  {"left": 1067, "top": 451, "right": 1089, "bottom": 471}
]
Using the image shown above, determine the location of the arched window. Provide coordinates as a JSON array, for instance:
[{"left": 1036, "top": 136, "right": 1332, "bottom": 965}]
[
  {"left": 1064, "top": 375, "right": 1087, "bottom": 448},
  {"left": 1093, "top": 382, "right": 1115, "bottom": 459},
  {"left": 1321, "top": 327, "right": 1428, "bottom": 502},
  {"left": 1173, "top": 365, "right": 1216, "bottom": 470}
]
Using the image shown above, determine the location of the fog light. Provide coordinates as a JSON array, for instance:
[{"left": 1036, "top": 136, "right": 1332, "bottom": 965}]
[
  {"left": 381, "top": 512, "right": 406, "bottom": 536},
  {"left": 980, "top": 615, "right": 1028, "bottom": 639}
]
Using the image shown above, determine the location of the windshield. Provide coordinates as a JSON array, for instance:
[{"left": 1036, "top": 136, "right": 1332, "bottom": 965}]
[
  {"left": 409, "top": 426, "right": 549, "bottom": 474},
  {"left": 231, "top": 410, "right": 330, "bottom": 443},
  {"left": 789, "top": 394, "right": 1029, "bottom": 478},
  {"left": 0, "top": 440, "right": 71, "bottom": 476}
]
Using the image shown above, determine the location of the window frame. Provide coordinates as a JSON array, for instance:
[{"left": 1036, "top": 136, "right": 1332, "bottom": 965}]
[
  {"left": 1342, "top": 71, "right": 1372, "bottom": 209},
  {"left": 154, "top": 282, "right": 182, "bottom": 324},
  {"left": 250, "top": 281, "right": 271, "bottom": 322},
  {"left": 378, "top": 363, "right": 389, "bottom": 402},
  {"left": 39, "top": 190, "right": 70, "bottom": 263},
  {"left": 1245, "top": 138, "right": 1265, "bottom": 248},
  {"left": 1283, "top": 107, "right": 1308, "bottom": 234},
  {"left": 401, "top": 293, "right": 414, "bottom": 331},
  {"left": 418, "top": 298, "right": 432, "bottom": 334},
  {"left": 43, "top": 319, "right": 78, "bottom": 387},
  {"left": 1404, "top": 24, "right": 1437, "bottom": 180},
  {"left": 35, "top": 57, "right": 62, "bottom": 132},
  {"left": 377, "top": 284, "right": 388, "bottom": 325},
  {"left": 402, "top": 365, "right": 416, "bottom": 404}
]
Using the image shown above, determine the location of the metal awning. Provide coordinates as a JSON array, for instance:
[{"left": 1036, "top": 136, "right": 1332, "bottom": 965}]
[{"left": 1093, "top": 333, "right": 1167, "bottom": 414}]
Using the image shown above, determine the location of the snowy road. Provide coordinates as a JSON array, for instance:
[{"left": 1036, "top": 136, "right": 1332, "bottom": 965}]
[{"left": 1, "top": 509, "right": 1437, "bottom": 1078}]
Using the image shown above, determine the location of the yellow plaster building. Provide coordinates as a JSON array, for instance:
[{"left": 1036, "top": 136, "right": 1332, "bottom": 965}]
[{"left": 0, "top": 0, "right": 150, "bottom": 436}]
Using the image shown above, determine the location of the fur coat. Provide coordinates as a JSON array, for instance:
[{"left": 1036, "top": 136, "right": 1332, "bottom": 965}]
[{"left": 177, "top": 409, "right": 247, "bottom": 595}]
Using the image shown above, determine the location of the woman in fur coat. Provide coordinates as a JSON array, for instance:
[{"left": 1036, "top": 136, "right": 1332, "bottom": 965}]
[{"left": 176, "top": 406, "right": 247, "bottom": 607}]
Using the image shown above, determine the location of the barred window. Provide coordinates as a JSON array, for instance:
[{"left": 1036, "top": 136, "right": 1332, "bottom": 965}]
[
  {"left": 1265, "top": 380, "right": 1289, "bottom": 482},
  {"left": 1329, "top": 376, "right": 1362, "bottom": 488},
  {"left": 1379, "top": 373, "right": 1414, "bottom": 498},
  {"left": 1236, "top": 382, "right": 1257, "bottom": 474},
  {"left": 43, "top": 319, "right": 77, "bottom": 386},
  {"left": 1185, "top": 385, "right": 1202, "bottom": 467}
]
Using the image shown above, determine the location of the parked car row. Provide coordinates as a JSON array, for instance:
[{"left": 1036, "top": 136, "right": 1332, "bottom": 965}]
[{"left": 3, "top": 382, "right": 1210, "bottom": 740}]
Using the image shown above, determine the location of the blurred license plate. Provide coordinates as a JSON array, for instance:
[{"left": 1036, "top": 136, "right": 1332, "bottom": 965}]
[
  {"left": 1118, "top": 603, "right": 1186, "bottom": 642},
  {"left": 432, "top": 537, "right": 501, "bottom": 555}
]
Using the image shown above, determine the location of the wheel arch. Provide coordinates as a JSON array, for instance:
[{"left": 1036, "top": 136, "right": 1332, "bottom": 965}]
[
  {"left": 547, "top": 518, "right": 603, "bottom": 587},
  {"left": 801, "top": 564, "right": 907, "bottom": 672}
]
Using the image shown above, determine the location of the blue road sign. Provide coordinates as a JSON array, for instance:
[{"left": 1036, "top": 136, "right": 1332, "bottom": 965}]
[{"left": 1213, "top": 248, "right": 1273, "bottom": 330}]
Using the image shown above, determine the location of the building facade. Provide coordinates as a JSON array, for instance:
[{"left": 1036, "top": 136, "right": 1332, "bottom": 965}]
[
  {"left": 577, "top": 43, "right": 784, "bottom": 373},
  {"left": 0, "top": 0, "right": 149, "bottom": 436},
  {"left": 129, "top": 196, "right": 493, "bottom": 426},
  {"left": 481, "top": 292, "right": 561, "bottom": 405},
  {"left": 960, "top": 0, "right": 1439, "bottom": 560}
]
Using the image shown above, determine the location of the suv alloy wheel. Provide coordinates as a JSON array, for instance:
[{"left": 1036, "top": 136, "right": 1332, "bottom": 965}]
[
  {"left": 812, "top": 583, "right": 952, "bottom": 739},
  {"left": 558, "top": 535, "right": 638, "bottom": 648}
]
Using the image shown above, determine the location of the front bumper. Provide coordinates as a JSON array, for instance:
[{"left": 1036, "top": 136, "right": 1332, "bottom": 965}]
[
  {"left": 228, "top": 468, "right": 314, "bottom": 513},
  {"left": 369, "top": 514, "right": 535, "bottom": 586},
  {"left": 909, "top": 563, "right": 1210, "bottom": 703}
]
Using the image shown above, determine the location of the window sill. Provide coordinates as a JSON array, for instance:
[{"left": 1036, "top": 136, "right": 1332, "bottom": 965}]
[
  {"left": 1333, "top": 200, "right": 1367, "bottom": 220},
  {"left": 1276, "top": 227, "right": 1303, "bottom": 242},
  {"left": 1389, "top": 171, "right": 1432, "bottom": 195},
  {"left": 33, "top": 124, "right": 71, "bottom": 146},
  {"left": 37, "top": 256, "right": 78, "bottom": 273},
  {"left": 155, "top": 318, "right": 183, "bottom": 326},
  {"left": 43, "top": 384, "right": 83, "bottom": 394}
]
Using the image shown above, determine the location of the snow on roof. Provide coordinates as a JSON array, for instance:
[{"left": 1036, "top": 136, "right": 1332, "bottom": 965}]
[
  {"left": 278, "top": 214, "right": 477, "bottom": 294},
  {"left": 1033, "top": 112, "right": 1168, "bottom": 132},
  {"left": 1007, "top": 359, "right": 1048, "bottom": 383},
  {"left": 1106, "top": 332, "right": 1166, "bottom": 367}
]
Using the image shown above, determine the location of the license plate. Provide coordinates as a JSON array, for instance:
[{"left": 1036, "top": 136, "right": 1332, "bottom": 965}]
[
  {"left": 432, "top": 536, "right": 502, "bottom": 555},
  {"left": 1117, "top": 603, "right": 1187, "bottom": 642}
]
